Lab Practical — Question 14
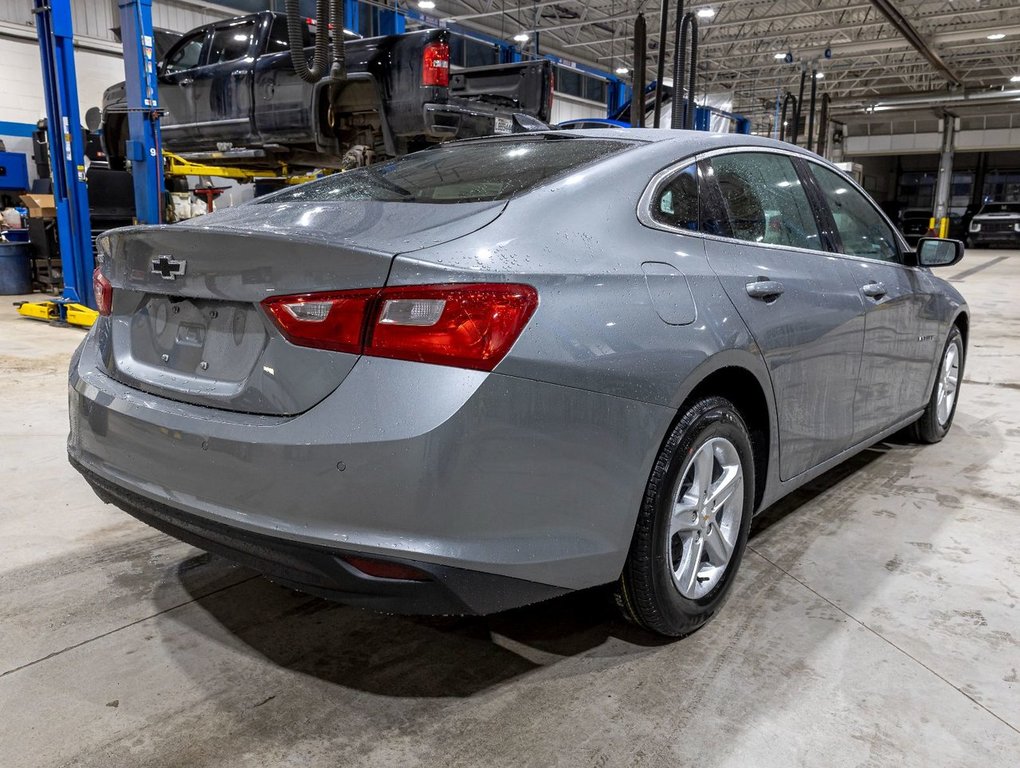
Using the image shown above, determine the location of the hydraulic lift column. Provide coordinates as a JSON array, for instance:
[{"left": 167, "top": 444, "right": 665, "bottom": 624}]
[
  {"left": 118, "top": 0, "right": 164, "bottom": 224},
  {"left": 32, "top": 0, "right": 94, "bottom": 308}
]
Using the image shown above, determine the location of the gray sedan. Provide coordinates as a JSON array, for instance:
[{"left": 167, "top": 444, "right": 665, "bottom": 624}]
[{"left": 70, "top": 130, "right": 968, "bottom": 637}]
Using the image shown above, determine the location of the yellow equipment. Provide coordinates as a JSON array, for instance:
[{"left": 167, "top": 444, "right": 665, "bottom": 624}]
[
  {"left": 15, "top": 299, "right": 97, "bottom": 328},
  {"left": 163, "top": 151, "right": 322, "bottom": 185}
]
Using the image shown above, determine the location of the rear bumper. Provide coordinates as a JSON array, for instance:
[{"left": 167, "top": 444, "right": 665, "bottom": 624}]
[
  {"left": 68, "top": 328, "right": 670, "bottom": 610},
  {"left": 422, "top": 102, "right": 512, "bottom": 139},
  {"left": 75, "top": 458, "right": 565, "bottom": 615}
]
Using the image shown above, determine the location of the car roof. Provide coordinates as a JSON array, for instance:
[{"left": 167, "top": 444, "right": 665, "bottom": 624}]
[{"left": 499, "top": 128, "right": 828, "bottom": 160}]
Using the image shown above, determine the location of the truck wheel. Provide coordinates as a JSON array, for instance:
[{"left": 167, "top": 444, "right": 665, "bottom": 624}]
[{"left": 616, "top": 396, "right": 755, "bottom": 638}]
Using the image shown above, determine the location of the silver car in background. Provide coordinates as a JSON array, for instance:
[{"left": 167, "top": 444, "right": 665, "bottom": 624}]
[{"left": 69, "top": 130, "right": 968, "bottom": 637}]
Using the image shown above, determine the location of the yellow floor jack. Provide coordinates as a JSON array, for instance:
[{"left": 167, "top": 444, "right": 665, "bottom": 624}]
[{"left": 14, "top": 297, "right": 97, "bottom": 328}]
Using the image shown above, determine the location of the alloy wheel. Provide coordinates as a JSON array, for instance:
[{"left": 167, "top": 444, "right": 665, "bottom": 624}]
[{"left": 667, "top": 437, "right": 744, "bottom": 599}]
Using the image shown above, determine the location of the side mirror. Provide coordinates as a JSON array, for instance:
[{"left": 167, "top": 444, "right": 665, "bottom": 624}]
[
  {"left": 917, "top": 237, "right": 964, "bottom": 268},
  {"left": 84, "top": 106, "right": 102, "bottom": 133}
]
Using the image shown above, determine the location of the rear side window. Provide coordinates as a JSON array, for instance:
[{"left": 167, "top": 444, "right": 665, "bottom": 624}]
[
  {"left": 208, "top": 21, "right": 256, "bottom": 65},
  {"left": 267, "top": 16, "right": 315, "bottom": 53},
  {"left": 710, "top": 152, "right": 821, "bottom": 251},
  {"left": 809, "top": 164, "right": 900, "bottom": 263},
  {"left": 652, "top": 166, "right": 699, "bottom": 232},
  {"left": 267, "top": 138, "right": 636, "bottom": 204}
]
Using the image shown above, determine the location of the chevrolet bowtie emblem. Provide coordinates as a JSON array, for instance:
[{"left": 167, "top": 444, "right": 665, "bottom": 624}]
[{"left": 152, "top": 255, "right": 187, "bottom": 280}]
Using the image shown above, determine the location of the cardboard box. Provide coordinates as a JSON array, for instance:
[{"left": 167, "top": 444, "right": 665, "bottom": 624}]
[{"left": 20, "top": 194, "right": 56, "bottom": 219}]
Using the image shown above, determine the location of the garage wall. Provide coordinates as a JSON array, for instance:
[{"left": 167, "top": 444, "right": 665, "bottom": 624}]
[
  {"left": 0, "top": 0, "right": 233, "bottom": 182},
  {"left": 550, "top": 94, "right": 607, "bottom": 124},
  {"left": 0, "top": 0, "right": 233, "bottom": 45}
]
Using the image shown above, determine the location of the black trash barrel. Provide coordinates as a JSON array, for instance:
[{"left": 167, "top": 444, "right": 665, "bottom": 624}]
[{"left": 0, "top": 241, "right": 32, "bottom": 294}]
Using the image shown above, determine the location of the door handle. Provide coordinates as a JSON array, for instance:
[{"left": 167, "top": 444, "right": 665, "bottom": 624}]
[
  {"left": 862, "top": 281, "right": 887, "bottom": 299},
  {"left": 179, "top": 78, "right": 194, "bottom": 87},
  {"left": 745, "top": 279, "right": 785, "bottom": 301}
]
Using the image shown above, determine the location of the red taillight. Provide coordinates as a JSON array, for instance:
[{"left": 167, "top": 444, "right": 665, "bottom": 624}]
[
  {"left": 93, "top": 266, "right": 112, "bottom": 316},
  {"left": 262, "top": 290, "right": 379, "bottom": 354},
  {"left": 261, "top": 283, "right": 538, "bottom": 372},
  {"left": 422, "top": 41, "right": 450, "bottom": 87}
]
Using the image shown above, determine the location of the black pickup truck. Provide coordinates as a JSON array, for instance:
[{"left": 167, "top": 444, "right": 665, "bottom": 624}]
[{"left": 101, "top": 11, "right": 553, "bottom": 169}]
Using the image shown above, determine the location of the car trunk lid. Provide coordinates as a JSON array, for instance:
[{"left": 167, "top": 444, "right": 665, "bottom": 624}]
[{"left": 97, "top": 200, "right": 505, "bottom": 415}]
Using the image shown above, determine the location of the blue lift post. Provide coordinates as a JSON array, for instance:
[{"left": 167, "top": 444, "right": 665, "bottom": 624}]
[
  {"left": 118, "top": 0, "right": 164, "bottom": 225},
  {"left": 33, "top": 0, "right": 94, "bottom": 309}
]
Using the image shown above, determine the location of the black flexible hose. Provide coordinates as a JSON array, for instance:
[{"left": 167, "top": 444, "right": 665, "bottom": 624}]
[
  {"left": 792, "top": 68, "right": 806, "bottom": 145},
  {"left": 670, "top": 3, "right": 684, "bottom": 129},
  {"left": 329, "top": 0, "right": 345, "bottom": 82},
  {"left": 286, "top": 0, "right": 329, "bottom": 84},
  {"left": 807, "top": 68, "right": 817, "bottom": 153},
  {"left": 684, "top": 14, "right": 698, "bottom": 130},
  {"left": 672, "top": 11, "right": 698, "bottom": 130},
  {"left": 630, "top": 13, "right": 647, "bottom": 128},
  {"left": 780, "top": 92, "right": 796, "bottom": 142},
  {"left": 816, "top": 92, "right": 830, "bottom": 156},
  {"left": 653, "top": 0, "right": 669, "bottom": 128}
]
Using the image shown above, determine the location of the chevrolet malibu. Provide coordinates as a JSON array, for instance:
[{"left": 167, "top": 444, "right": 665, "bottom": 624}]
[{"left": 69, "top": 130, "right": 968, "bottom": 637}]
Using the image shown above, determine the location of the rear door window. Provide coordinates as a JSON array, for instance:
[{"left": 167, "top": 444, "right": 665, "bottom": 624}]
[
  {"left": 208, "top": 20, "right": 256, "bottom": 65},
  {"left": 267, "top": 137, "right": 637, "bottom": 204},
  {"left": 709, "top": 152, "right": 822, "bottom": 251}
]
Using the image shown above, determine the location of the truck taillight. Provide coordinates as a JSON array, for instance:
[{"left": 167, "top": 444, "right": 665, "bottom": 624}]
[
  {"left": 422, "top": 41, "right": 450, "bottom": 87},
  {"left": 93, "top": 266, "right": 113, "bottom": 316},
  {"left": 262, "top": 284, "right": 538, "bottom": 372}
]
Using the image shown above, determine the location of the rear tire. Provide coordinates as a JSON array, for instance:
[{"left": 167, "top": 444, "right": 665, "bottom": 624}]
[
  {"left": 103, "top": 115, "right": 127, "bottom": 172},
  {"left": 910, "top": 326, "right": 964, "bottom": 444},
  {"left": 617, "top": 397, "right": 755, "bottom": 638}
]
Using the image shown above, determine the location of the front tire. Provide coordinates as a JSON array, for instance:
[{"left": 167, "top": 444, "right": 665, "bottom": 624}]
[
  {"left": 911, "top": 326, "right": 964, "bottom": 444},
  {"left": 617, "top": 397, "right": 755, "bottom": 637}
]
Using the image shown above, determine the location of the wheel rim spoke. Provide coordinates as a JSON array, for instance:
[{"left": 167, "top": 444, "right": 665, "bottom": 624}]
[{"left": 703, "top": 521, "right": 734, "bottom": 564}]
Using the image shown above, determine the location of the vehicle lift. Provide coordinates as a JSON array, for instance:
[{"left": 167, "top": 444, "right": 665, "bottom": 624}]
[{"left": 19, "top": 0, "right": 163, "bottom": 329}]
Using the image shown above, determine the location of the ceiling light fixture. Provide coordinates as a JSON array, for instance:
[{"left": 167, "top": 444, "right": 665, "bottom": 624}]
[
  {"left": 1012, "top": 75, "right": 1020, "bottom": 82},
  {"left": 815, "top": 71, "right": 825, "bottom": 79},
  {"left": 615, "top": 66, "right": 630, "bottom": 75},
  {"left": 987, "top": 33, "right": 1006, "bottom": 40},
  {"left": 696, "top": 8, "right": 715, "bottom": 18},
  {"left": 773, "top": 52, "right": 786, "bottom": 60},
  {"left": 418, "top": 1, "right": 436, "bottom": 9},
  {"left": 513, "top": 31, "right": 529, "bottom": 42}
]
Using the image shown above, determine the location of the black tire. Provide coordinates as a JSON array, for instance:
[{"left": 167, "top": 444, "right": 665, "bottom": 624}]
[
  {"left": 617, "top": 396, "right": 755, "bottom": 638},
  {"left": 910, "top": 326, "right": 964, "bottom": 444},
  {"left": 103, "top": 115, "right": 128, "bottom": 172}
]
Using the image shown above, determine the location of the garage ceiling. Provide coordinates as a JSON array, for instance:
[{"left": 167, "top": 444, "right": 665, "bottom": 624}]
[{"left": 437, "top": 0, "right": 1020, "bottom": 124}]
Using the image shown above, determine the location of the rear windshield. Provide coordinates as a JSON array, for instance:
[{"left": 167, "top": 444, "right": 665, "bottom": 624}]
[
  {"left": 979, "top": 202, "right": 1020, "bottom": 214},
  {"left": 264, "top": 137, "right": 636, "bottom": 204}
]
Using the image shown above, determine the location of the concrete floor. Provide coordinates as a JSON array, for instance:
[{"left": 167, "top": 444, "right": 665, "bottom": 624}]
[{"left": 1, "top": 250, "right": 1018, "bottom": 768}]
